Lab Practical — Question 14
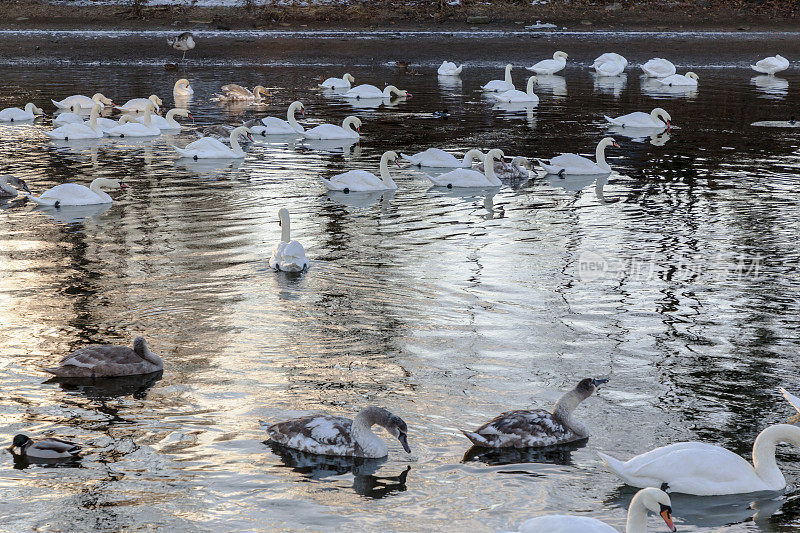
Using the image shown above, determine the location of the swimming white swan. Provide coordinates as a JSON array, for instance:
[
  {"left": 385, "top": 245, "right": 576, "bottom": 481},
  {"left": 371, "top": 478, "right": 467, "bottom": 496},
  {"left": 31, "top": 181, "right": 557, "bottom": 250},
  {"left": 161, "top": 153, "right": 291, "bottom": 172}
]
[
  {"left": 491, "top": 76, "right": 539, "bottom": 103},
  {"left": 438, "top": 61, "right": 463, "bottom": 76},
  {"left": 135, "top": 108, "right": 192, "bottom": 132},
  {"left": 538, "top": 137, "right": 619, "bottom": 175},
  {"left": 106, "top": 104, "right": 161, "bottom": 137},
  {"left": 599, "top": 424, "right": 800, "bottom": 496},
  {"left": 25, "top": 177, "right": 127, "bottom": 207},
  {"left": 173, "top": 78, "right": 194, "bottom": 97},
  {"left": 251, "top": 101, "right": 305, "bottom": 135},
  {"left": 401, "top": 148, "right": 484, "bottom": 168},
  {"left": 45, "top": 336, "right": 163, "bottom": 377},
  {"left": 462, "top": 378, "right": 606, "bottom": 448},
  {"left": 116, "top": 95, "right": 162, "bottom": 114},
  {"left": 0, "top": 103, "right": 43, "bottom": 122},
  {"left": 426, "top": 149, "right": 504, "bottom": 188},
  {"left": 174, "top": 126, "right": 252, "bottom": 159},
  {"left": 593, "top": 52, "right": 628, "bottom": 70},
  {"left": 656, "top": 72, "right": 699, "bottom": 87},
  {"left": 45, "top": 103, "right": 104, "bottom": 140},
  {"left": 527, "top": 51, "right": 568, "bottom": 75},
  {"left": 780, "top": 387, "right": 800, "bottom": 412},
  {"left": 51, "top": 93, "right": 113, "bottom": 111},
  {"left": 212, "top": 84, "right": 270, "bottom": 103},
  {"left": 594, "top": 53, "right": 627, "bottom": 77},
  {"left": 8, "top": 435, "right": 81, "bottom": 460},
  {"left": 605, "top": 108, "right": 671, "bottom": 129},
  {"left": 343, "top": 84, "right": 410, "bottom": 99},
  {"left": 321, "top": 150, "right": 399, "bottom": 192},
  {"left": 53, "top": 110, "right": 118, "bottom": 133},
  {"left": 642, "top": 58, "right": 676, "bottom": 78},
  {"left": 751, "top": 55, "right": 790, "bottom": 75},
  {"left": 301, "top": 116, "right": 360, "bottom": 140},
  {"left": 263, "top": 405, "right": 410, "bottom": 458},
  {"left": 319, "top": 73, "right": 355, "bottom": 90},
  {"left": 269, "top": 208, "right": 309, "bottom": 272},
  {"left": 513, "top": 487, "right": 675, "bottom": 533},
  {"left": 0, "top": 175, "right": 31, "bottom": 197},
  {"left": 482, "top": 64, "right": 515, "bottom": 92}
]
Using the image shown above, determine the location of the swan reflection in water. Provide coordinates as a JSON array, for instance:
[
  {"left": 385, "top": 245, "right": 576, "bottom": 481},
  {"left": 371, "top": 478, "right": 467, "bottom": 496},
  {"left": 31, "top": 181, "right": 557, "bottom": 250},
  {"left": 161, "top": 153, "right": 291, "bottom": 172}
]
[
  {"left": 605, "top": 485, "right": 784, "bottom": 529},
  {"left": 462, "top": 439, "right": 586, "bottom": 466},
  {"left": 266, "top": 442, "right": 410, "bottom": 499},
  {"left": 593, "top": 73, "right": 628, "bottom": 98},
  {"left": 45, "top": 371, "right": 163, "bottom": 401},
  {"left": 751, "top": 75, "right": 789, "bottom": 99},
  {"left": 608, "top": 125, "right": 671, "bottom": 146},
  {"left": 640, "top": 76, "right": 698, "bottom": 99},
  {"left": 493, "top": 102, "right": 537, "bottom": 129},
  {"left": 437, "top": 74, "right": 462, "bottom": 91},
  {"left": 533, "top": 74, "right": 567, "bottom": 97},
  {"left": 301, "top": 138, "right": 360, "bottom": 157},
  {"left": 31, "top": 202, "right": 112, "bottom": 224},
  {"left": 538, "top": 172, "right": 614, "bottom": 204},
  {"left": 325, "top": 189, "right": 395, "bottom": 211}
]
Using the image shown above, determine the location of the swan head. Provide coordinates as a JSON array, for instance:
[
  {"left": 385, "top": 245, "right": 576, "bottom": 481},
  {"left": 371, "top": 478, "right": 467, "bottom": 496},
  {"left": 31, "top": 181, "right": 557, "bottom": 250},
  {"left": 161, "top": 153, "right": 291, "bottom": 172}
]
[
  {"left": 510, "top": 156, "right": 531, "bottom": 170},
  {"left": 382, "top": 150, "right": 401, "bottom": 168},
  {"left": 253, "top": 86, "right": 270, "bottom": 99},
  {"left": 601, "top": 136, "right": 620, "bottom": 149},
  {"left": 686, "top": 72, "right": 699, "bottom": 81},
  {"left": 92, "top": 93, "right": 113, "bottom": 106},
  {"left": 167, "top": 108, "right": 193, "bottom": 121},
  {"left": 384, "top": 85, "right": 410, "bottom": 98},
  {"left": 25, "top": 103, "right": 44, "bottom": 115},
  {"left": 343, "top": 116, "right": 362, "bottom": 132},
  {"left": 526, "top": 76, "right": 538, "bottom": 89},
  {"left": 554, "top": 51, "right": 569, "bottom": 60},
  {"left": 290, "top": 101, "right": 305, "bottom": 115},
  {"left": 344, "top": 73, "right": 355, "bottom": 83},
  {"left": 232, "top": 126, "right": 254, "bottom": 142},
  {"left": 1, "top": 175, "right": 31, "bottom": 194},
  {"left": 361, "top": 407, "right": 411, "bottom": 454},
  {"left": 651, "top": 108, "right": 672, "bottom": 127},
  {"left": 91, "top": 178, "right": 128, "bottom": 190},
  {"left": 485, "top": 148, "right": 505, "bottom": 162},
  {"left": 636, "top": 488, "right": 676, "bottom": 532},
  {"left": 573, "top": 377, "right": 609, "bottom": 400},
  {"left": 505, "top": 63, "right": 513, "bottom": 73},
  {"left": 175, "top": 79, "right": 190, "bottom": 89}
]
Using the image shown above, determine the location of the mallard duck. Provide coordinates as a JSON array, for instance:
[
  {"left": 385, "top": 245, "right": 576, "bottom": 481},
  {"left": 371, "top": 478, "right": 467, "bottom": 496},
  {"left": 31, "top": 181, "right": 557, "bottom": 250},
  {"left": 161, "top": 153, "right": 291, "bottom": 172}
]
[{"left": 8, "top": 434, "right": 81, "bottom": 459}]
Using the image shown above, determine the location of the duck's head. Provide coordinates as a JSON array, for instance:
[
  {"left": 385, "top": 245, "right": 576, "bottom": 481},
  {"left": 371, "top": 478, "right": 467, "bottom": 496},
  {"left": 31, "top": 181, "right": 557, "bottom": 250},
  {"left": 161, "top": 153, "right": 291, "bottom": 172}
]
[
  {"left": 575, "top": 377, "right": 609, "bottom": 398},
  {"left": 9, "top": 434, "right": 30, "bottom": 452},
  {"left": 638, "top": 488, "right": 676, "bottom": 532}
]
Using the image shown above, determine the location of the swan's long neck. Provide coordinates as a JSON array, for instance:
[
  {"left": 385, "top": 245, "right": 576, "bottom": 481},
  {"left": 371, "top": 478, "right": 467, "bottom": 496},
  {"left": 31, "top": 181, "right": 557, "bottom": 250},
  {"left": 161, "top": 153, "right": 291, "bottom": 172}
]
[
  {"left": 625, "top": 491, "right": 653, "bottom": 533},
  {"left": 552, "top": 389, "right": 588, "bottom": 436},
  {"left": 752, "top": 425, "right": 798, "bottom": 489},
  {"left": 229, "top": 129, "right": 245, "bottom": 154},
  {"left": 287, "top": 103, "right": 301, "bottom": 131},
  {"left": 343, "top": 118, "right": 358, "bottom": 135},
  {"left": 166, "top": 109, "right": 178, "bottom": 126},
  {"left": 143, "top": 107, "right": 152, "bottom": 127},
  {"left": 504, "top": 65, "right": 513, "bottom": 84},
  {"left": 462, "top": 150, "right": 483, "bottom": 167},
  {"left": 526, "top": 77, "right": 536, "bottom": 95},
  {"left": 141, "top": 345, "right": 163, "bottom": 366},
  {"left": 596, "top": 141, "right": 610, "bottom": 170},
  {"left": 88, "top": 106, "right": 100, "bottom": 130},
  {"left": 279, "top": 212, "right": 291, "bottom": 242},
  {"left": 483, "top": 156, "right": 497, "bottom": 182},
  {"left": 379, "top": 155, "right": 396, "bottom": 187},
  {"left": 88, "top": 179, "right": 112, "bottom": 202},
  {"left": 352, "top": 409, "right": 388, "bottom": 458}
]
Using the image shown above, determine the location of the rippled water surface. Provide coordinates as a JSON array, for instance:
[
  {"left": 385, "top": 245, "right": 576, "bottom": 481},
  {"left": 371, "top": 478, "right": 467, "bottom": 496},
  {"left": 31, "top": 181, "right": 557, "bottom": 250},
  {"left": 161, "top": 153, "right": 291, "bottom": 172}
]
[{"left": 1, "top": 30, "right": 800, "bottom": 532}]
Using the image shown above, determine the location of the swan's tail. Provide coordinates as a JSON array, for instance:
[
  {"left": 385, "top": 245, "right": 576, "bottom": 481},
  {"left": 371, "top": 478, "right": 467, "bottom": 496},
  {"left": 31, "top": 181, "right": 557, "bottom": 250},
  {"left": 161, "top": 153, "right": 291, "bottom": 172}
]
[
  {"left": 597, "top": 451, "right": 627, "bottom": 477},
  {"left": 461, "top": 430, "right": 490, "bottom": 447},
  {"left": 22, "top": 194, "right": 58, "bottom": 207},
  {"left": 780, "top": 387, "right": 800, "bottom": 413},
  {"left": 399, "top": 153, "right": 418, "bottom": 165},
  {"left": 603, "top": 115, "right": 617, "bottom": 124},
  {"left": 320, "top": 177, "right": 342, "bottom": 191},
  {"left": 172, "top": 145, "right": 192, "bottom": 158},
  {"left": 537, "top": 159, "right": 560, "bottom": 175},
  {"left": 51, "top": 99, "right": 69, "bottom": 110}
]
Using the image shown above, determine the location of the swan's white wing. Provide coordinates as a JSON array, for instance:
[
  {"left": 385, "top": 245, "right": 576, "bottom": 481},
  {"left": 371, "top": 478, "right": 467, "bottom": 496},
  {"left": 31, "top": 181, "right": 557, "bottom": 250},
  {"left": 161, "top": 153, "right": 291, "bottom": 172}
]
[
  {"left": 184, "top": 137, "right": 229, "bottom": 151},
  {"left": 482, "top": 80, "right": 514, "bottom": 92},
  {"left": 606, "top": 111, "right": 654, "bottom": 127},
  {"left": 547, "top": 154, "right": 602, "bottom": 174},
  {"left": 518, "top": 516, "right": 617, "bottom": 533},
  {"left": 426, "top": 168, "right": 491, "bottom": 187},
  {"left": 323, "top": 170, "right": 384, "bottom": 191},
  {"left": 595, "top": 61, "right": 625, "bottom": 76},
  {"left": 46, "top": 123, "right": 100, "bottom": 139},
  {"left": 39, "top": 183, "right": 103, "bottom": 204},
  {"left": 528, "top": 58, "right": 564, "bottom": 74},
  {"left": 220, "top": 84, "right": 254, "bottom": 98},
  {"left": 343, "top": 84, "right": 383, "bottom": 98},
  {"left": 402, "top": 148, "right": 460, "bottom": 167},
  {"left": 319, "top": 76, "right": 349, "bottom": 89},
  {"left": 257, "top": 117, "right": 296, "bottom": 134},
  {"left": 270, "top": 240, "right": 309, "bottom": 272},
  {"left": 642, "top": 58, "right": 676, "bottom": 77},
  {"left": 302, "top": 124, "right": 352, "bottom": 139},
  {"left": 781, "top": 387, "right": 800, "bottom": 413},
  {"left": 593, "top": 53, "right": 627, "bottom": 68}
]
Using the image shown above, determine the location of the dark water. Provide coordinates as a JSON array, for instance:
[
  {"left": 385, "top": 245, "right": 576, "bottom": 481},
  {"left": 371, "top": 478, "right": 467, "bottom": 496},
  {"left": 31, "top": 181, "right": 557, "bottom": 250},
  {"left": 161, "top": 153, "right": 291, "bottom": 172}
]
[{"left": 0, "top": 29, "right": 799, "bottom": 532}]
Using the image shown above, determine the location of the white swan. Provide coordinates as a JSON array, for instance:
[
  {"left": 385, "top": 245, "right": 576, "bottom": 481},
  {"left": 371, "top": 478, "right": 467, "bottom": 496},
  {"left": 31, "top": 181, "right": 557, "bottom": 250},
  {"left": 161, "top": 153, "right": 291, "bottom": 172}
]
[
  {"left": 135, "top": 108, "right": 192, "bottom": 132},
  {"left": 598, "top": 424, "right": 800, "bottom": 496},
  {"left": 319, "top": 73, "right": 355, "bottom": 90},
  {"left": 173, "top": 78, "right": 194, "bottom": 97},
  {"left": 301, "top": 116, "right": 360, "bottom": 140},
  {"left": 173, "top": 126, "right": 252, "bottom": 159},
  {"left": 438, "top": 61, "right": 463, "bottom": 76},
  {"left": 605, "top": 108, "right": 671, "bottom": 129},
  {"left": 492, "top": 76, "right": 539, "bottom": 103},
  {"left": 0, "top": 103, "right": 43, "bottom": 122},
  {"left": 594, "top": 53, "right": 627, "bottom": 77},
  {"left": 593, "top": 52, "right": 628, "bottom": 70},
  {"left": 527, "top": 51, "right": 568, "bottom": 75},
  {"left": 343, "top": 84, "right": 410, "bottom": 99},
  {"left": 401, "top": 148, "right": 484, "bottom": 168},
  {"left": 263, "top": 406, "right": 410, "bottom": 458},
  {"left": 642, "top": 58, "right": 676, "bottom": 78},
  {"left": 426, "top": 149, "right": 504, "bottom": 188},
  {"left": 751, "top": 54, "right": 790, "bottom": 75},
  {"left": 45, "top": 103, "right": 103, "bottom": 140},
  {"left": 51, "top": 93, "right": 113, "bottom": 111},
  {"left": 656, "top": 72, "right": 699, "bottom": 87},
  {"left": 513, "top": 488, "right": 675, "bottom": 533},
  {"left": 53, "top": 110, "right": 117, "bottom": 133},
  {"left": 116, "top": 95, "right": 162, "bottom": 114},
  {"left": 106, "top": 104, "right": 161, "bottom": 137},
  {"left": 482, "top": 64, "right": 515, "bottom": 92},
  {"left": 212, "top": 84, "right": 270, "bottom": 103},
  {"left": 25, "top": 178, "right": 127, "bottom": 207},
  {"left": 539, "top": 137, "right": 619, "bottom": 175},
  {"left": 0, "top": 175, "right": 31, "bottom": 197},
  {"left": 322, "top": 150, "right": 399, "bottom": 192},
  {"left": 251, "top": 101, "right": 305, "bottom": 135},
  {"left": 780, "top": 387, "right": 800, "bottom": 412},
  {"left": 269, "top": 208, "right": 309, "bottom": 272}
]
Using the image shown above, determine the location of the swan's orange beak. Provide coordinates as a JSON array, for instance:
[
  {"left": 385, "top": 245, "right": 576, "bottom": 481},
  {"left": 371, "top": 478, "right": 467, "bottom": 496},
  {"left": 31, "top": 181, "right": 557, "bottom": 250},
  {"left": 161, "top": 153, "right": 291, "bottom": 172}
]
[
  {"left": 395, "top": 159, "right": 401, "bottom": 168},
  {"left": 357, "top": 127, "right": 361, "bottom": 133},
  {"left": 301, "top": 107, "right": 306, "bottom": 116},
  {"left": 660, "top": 505, "right": 676, "bottom": 532},
  {"left": 247, "top": 133, "right": 254, "bottom": 142},
  {"left": 119, "top": 182, "right": 130, "bottom": 189},
  {"left": 188, "top": 113, "right": 194, "bottom": 121},
  {"left": 613, "top": 141, "right": 620, "bottom": 148},
  {"left": 666, "top": 121, "right": 671, "bottom": 131}
]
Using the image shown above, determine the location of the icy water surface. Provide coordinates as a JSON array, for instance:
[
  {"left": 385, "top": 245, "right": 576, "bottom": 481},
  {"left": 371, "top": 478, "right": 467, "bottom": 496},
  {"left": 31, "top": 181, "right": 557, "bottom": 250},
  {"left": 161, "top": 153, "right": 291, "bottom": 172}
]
[{"left": 0, "top": 30, "right": 800, "bottom": 532}]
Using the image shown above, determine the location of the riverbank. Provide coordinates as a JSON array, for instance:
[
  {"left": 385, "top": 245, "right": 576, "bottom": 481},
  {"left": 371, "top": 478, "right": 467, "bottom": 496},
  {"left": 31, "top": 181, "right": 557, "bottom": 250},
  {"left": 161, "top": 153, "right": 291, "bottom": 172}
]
[{"left": 1, "top": 1, "right": 798, "bottom": 32}]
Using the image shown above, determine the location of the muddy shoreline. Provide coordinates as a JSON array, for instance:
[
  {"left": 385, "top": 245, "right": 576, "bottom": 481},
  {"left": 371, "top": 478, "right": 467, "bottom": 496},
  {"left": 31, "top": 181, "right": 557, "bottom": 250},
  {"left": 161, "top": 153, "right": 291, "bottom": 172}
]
[{"left": 1, "top": 1, "right": 799, "bottom": 32}]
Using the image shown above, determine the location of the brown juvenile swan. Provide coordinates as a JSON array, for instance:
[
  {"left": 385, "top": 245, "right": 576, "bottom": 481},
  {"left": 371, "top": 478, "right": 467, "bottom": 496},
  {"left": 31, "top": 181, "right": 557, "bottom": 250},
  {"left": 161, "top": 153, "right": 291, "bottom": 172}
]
[{"left": 45, "top": 337, "right": 163, "bottom": 378}]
